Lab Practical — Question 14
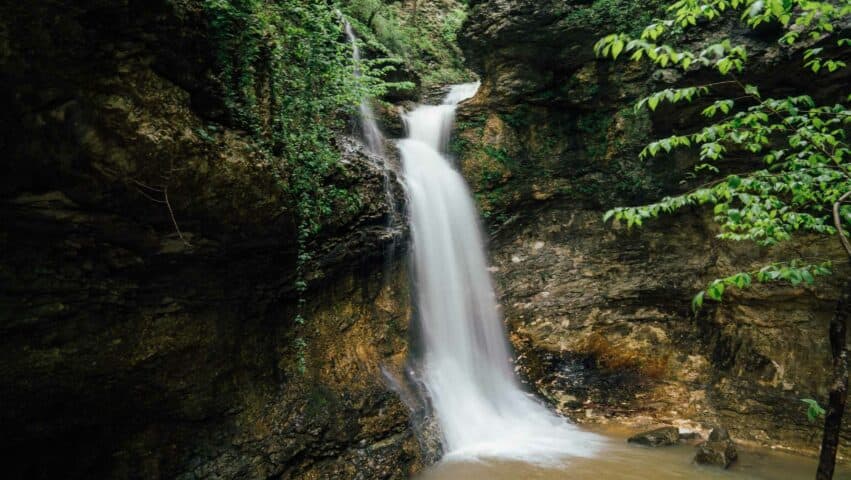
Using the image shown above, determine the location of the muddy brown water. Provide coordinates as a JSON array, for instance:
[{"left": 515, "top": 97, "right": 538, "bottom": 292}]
[{"left": 419, "top": 427, "right": 851, "bottom": 479}]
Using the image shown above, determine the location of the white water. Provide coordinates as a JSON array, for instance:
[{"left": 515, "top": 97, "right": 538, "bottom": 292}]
[
  {"left": 399, "top": 84, "right": 603, "bottom": 464},
  {"left": 343, "top": 20, "right": 385, "bottom": 157}
]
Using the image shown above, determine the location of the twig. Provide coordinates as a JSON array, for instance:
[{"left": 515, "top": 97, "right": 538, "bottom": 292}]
[
  {"left": 833, "top": 190, "right": 851, "bottom": 258},
  {"left": 163, "top": 185, "right": 191, "bottom": 248}
]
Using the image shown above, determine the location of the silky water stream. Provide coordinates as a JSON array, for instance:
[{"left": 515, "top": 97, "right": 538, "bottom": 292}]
[
  {"left": 400, "top": 84, "right": 600, "bottom": 463},
  {"left": 397, "top": 84, "right": 849, "bottom": 479}
]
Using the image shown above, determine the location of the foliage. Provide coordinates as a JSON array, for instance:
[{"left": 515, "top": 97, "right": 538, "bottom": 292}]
[
  {"left": 803, "top": 398, "right": 828, "bottom": 422},
  {"left": 205, "top": 0, "right": 379, "bottom": 228},
  {"left": 577, "top": 111, "right": 614, "bottom": 161},
  {"left": 204, "top": 0, "right": 393, "bottom": 373},
  {"left": 559, "top": 0, "right": 666, "bottom": 37},
  {"left": 340, "top": 0, "right": 473, "bottom": 87},
  {"left": 595, "top": 0, "right": 851, "bottom": 308}
]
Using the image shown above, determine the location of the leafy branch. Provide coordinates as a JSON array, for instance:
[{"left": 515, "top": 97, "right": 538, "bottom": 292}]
[{"left": 597, "top": 0, "right": 850, "bottom": 309}]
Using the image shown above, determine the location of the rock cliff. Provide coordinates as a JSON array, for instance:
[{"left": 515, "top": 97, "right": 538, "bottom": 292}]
[{"left": 458, "top": 0, "right": 851, "bottom": 456}]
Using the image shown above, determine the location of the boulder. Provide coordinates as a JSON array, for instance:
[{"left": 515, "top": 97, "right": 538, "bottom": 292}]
[
  {"left": 627, "top": 426, "right": 680, "bottom": 447},
  {"left": 694, "top": 428, "right": 738, "bottom": 468}
]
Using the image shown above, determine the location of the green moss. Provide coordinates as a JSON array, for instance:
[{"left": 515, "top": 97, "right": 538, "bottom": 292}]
[
  {"left": 305, "top": 385, "right": 338, "bottom": 418},
  {"left": 560, "top": 0, "right": 664, "bottom": 36},
  {"left": 577, "top": 111, "right": 613, "bottom": 161},
  {"left": 454, "top": 114, "right": 487, "bottom": 133},
  {"left": 341, "top": 0, "right": 474, "bottom": 88},
  {"left": 501, "top": 107, "right": 536, "bottom": 130},
  {"left": 483, "top": 146, "right": 516, "bottom": 168}
]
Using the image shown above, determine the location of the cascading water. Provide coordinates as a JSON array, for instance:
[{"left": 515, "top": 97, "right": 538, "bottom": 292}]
[
  {"left": 342, "top": 18, "right": 402, "bottom": 243},
  {"left": 343, "top": 20, "right": 385, "bottom": 157},
  {"left": 399, "top": 84, "right": 602, "bottom": 464}
]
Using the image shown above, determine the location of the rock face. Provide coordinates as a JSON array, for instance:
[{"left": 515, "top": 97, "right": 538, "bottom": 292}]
[
  {"left": 694, "top": 428, "right": 738, "bottom": 468},
  {"left": 457, "top": 0, "right": 849, "bottom": 221},
  {"left": 458, "top": 0, "right": 851, "bottom": 457},
  {"left": 0, "top": 1, "right": 419, "bottom": 478},
  {"left": 627, "top": 427, "right": 680, "bottom": 447}
]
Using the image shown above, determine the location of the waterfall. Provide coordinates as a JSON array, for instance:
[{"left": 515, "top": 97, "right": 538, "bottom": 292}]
[
  {"left": 399, "top": 84, "right": 602, "bottom": 464},
  {"left": 342, "top": 17, "right": 401, "bottom": 243},
  {"left": 343, "top": 20, "right": 385, "bottom": 157}
]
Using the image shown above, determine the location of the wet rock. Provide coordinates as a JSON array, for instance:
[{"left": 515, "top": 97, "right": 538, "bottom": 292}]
[
  {"left": 709, "top": 427, "right": 731, "bottom": 441},
  {"left": 374, "top": 101, "right": 416, "bottom": 139},
  {"left": 628, "top": 426, "right": 680, "bottom": 447},
  {"left": 694, "top": 428, "right": 738, "bottom": 468}
]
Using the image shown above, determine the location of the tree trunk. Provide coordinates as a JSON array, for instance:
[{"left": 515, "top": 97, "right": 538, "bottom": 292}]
[{"left": 816, "top": 276, "right": 850, "bottom": 480}]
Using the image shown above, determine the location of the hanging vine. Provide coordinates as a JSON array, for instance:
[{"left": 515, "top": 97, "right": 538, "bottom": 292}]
[{"left": 203, "top": 0, "right": 397, "bottom": 373}]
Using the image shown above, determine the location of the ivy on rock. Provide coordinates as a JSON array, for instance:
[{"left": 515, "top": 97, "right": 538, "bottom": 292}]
[{"left": 204, "top": 0, "right": 397, "bottom": 373}]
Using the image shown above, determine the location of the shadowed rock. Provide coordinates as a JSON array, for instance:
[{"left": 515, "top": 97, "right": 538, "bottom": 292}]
[
  {"left": 627, "top": 426, "right": 680, "bottom": 447},
  {"left": 694, "top": 428, "right": 738, "bottom": 468}
]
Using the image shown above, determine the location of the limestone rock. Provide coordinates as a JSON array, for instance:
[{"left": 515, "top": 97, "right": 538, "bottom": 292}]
[
  {"left": 627, "top": 426, "right": 680, "bottom": 447},
  {"left": 694, "top": 428, "right": 738, "bottom": 469}
]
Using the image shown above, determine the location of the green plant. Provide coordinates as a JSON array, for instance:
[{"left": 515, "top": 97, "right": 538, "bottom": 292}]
[
  {"left": 804, "top": 398, "right": 828, "bottom": 422},
  {"left": 483, "top": 145, "right": 516, "bottom": 167},
  {"left": 441, "top": 6, "right": 467, "bottom": 45},
  {"left": 340, "top": 0, "right": 473, "bottom": 88},
  {"left": 577, "top": 111, "right": 613, "bottom": 161},
  {"left": 205, "top": 0, "right": 394, "bottom": 373},
  {"left": 561, "top": 0, "right": 665, "bottom": 36},
  {"left": 595, "top": 1, "right": 850, "bottom": 477}
]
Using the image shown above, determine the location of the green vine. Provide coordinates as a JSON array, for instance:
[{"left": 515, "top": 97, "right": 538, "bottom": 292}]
[
  {"left": 204, "top": 0, "right": 394, "bottom": 373},
  {"left": 597, "top": 0, "right": 851, "bottom": 309}
]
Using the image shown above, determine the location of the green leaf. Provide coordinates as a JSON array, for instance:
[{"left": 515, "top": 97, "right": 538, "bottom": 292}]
[
  {"left": 707, "top": 280, "right": 726, "bottom": 300},
  {"left": 612, "top": 40, "right": 625, "bottom": 59},
  {"left": 727, "top": 175, "right": 742, "bottom": 188},
  {"left": 744, "top": 84, "right": 760, "bottom": 98},
  {"left": 692, "top": 291, "right": 705, "bottom": 312},
  {"left": 802, "top": 399, "right": 826, "bottom": 422}
]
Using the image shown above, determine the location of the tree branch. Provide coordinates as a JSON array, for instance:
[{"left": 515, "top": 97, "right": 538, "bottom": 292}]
[{"left": 833, "top": 190, "right": 851, "bottom": 259}]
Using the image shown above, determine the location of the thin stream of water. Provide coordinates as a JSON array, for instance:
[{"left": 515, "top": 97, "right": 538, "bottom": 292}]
[
  {"left": 342, "top": 18, "right": 401, "bottom": 243},
  {"left": 343, "top": 20, "right": 385, "bottom": 157}
]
